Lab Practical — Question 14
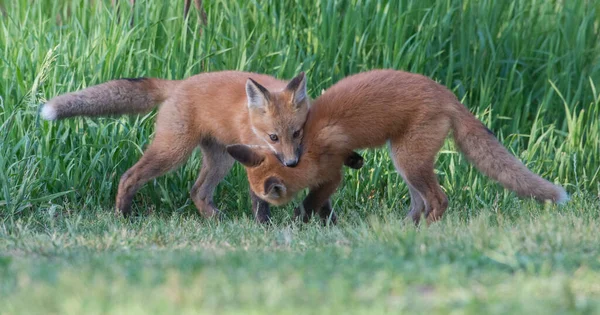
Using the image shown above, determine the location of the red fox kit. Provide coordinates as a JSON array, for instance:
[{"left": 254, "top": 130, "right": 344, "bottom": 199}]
[
  {"left": 227, "top": 70, "right": 568, "bottom": 224},
  {"left": 42, "top": 71, "right": 364, "bottom": 221}
]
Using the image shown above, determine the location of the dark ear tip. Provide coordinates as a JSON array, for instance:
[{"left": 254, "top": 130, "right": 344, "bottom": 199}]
[
  {"left": 247, "top": 78, "right": 264, "bottom": 87},
  {"left": 227, "top": 144, "right": 265, "bottom": 167},
  {"left": 295, "top": 72, "right": 306, "bottom": 83},
  {"left": 226, "top": 144, "right": 241, "bottom": 155},
  {"left": 286, "top": 72, "right": 307, "bottom": 92},
  {"left": 247, "top": 77, "right": 270, "bottom": 95}
]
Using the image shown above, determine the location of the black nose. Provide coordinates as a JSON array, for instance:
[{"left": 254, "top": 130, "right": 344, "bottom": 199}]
[{"left": 284, "top": 159, "right": 298, "bottom": 167}]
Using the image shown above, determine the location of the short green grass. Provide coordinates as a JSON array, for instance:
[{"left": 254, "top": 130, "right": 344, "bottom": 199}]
[
  {"left": 3, "top": 199, "right": 600, "bottom": 314},
  {"left": 1, "top": 0, "right": 600, "bottom": 313}
]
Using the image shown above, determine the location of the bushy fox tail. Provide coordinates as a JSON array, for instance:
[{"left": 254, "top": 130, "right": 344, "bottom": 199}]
[
  {"left": 449, "top": 101, "right": 568, "bottom": 204},
  {"left": 41, "top": 78, "right": 179, "bottom": 120}
]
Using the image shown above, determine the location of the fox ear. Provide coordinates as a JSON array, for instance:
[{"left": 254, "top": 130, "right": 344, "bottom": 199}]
[
  {"left": 285, "top": 72, "right": 307, "bottom": 108},
  {"left": 264, "top": 176, "right": 286, "bottom": 199},
  {"left": 246, "top": 78, "right": 270, "bottom": 111},
  {"left": 227, "top": 144, "right": 265, "bottom": 168}
]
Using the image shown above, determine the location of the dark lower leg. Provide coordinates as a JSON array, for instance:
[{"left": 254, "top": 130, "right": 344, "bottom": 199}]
[
  {"left": 250, "top": 190, "right": 271, "bottom": 224},
  {"left": 317, "top": 199, "right": 337, "bottom": 225},
  {"left": 295, "top": 175, "right": 341, "bottom": 224}
]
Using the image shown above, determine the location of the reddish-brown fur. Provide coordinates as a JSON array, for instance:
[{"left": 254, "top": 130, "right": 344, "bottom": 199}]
[
  {"left": 229, "top": 70, "right": 568, "bottom": 224},
  {"left": 42, "top": 71, "right": 309, "bottom": 220}
]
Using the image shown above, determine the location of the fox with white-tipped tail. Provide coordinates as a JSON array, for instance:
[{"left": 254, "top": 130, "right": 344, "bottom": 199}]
[{"left": 41, "top": 71, "right": 365, "bottom": 221}]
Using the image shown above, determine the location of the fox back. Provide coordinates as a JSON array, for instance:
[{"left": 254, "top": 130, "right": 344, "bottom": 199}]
[
  {"left": 40, "top": 71, "right": 314, "bottom": 218},
  {"left": 229, "top": 70, "right": 567, "bottom": 222}
]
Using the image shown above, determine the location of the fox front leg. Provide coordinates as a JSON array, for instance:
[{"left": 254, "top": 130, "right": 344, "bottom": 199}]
[
  {"left": 294, "top": 174, "right": 342, "bottom": 225},
  {"left": 294, "top": 199, "right": 337, "bottom": 225},
  {"left": 292, "top": 152, "right": 363, "bottom": 224},
  {"left": 250, "top": 189, "right": 271, "bottom": 224}
]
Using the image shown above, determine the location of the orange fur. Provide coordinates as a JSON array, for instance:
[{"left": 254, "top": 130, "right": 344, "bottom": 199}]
[
  {"left": 42, "top": 71, "right": 312, "bottom": 220},
  {"left": 229, "top": 70, "right": 568, "bottom": 224}
]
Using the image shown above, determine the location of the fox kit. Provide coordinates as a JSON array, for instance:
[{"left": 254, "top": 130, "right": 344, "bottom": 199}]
[
  {"left": 41, "top": 71, "right": 363, "bottom": 221},
  {"left": 227, "top": 70, "right": 568, "bottom": 224}
]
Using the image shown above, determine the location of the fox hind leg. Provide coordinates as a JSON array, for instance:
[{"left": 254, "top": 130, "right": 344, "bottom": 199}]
[
  {"left": 390, "top": 147, "right": 448, "bottom": 224},
  {"left": 406, "top": 185, "right": 426, "bottom": 223},
  {"left": 116, "top": 129, "right": 196, "bottom": 216},
  {"left": 389, "top": 144, "right": 427, "bottom": 223},
  {"left": 389, "top": 119, "right": 450, "bottom": 224}
]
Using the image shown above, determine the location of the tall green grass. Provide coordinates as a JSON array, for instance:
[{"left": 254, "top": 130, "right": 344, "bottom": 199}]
[{"left": 1, "top": 0, "right": 599, "bottom": 218}]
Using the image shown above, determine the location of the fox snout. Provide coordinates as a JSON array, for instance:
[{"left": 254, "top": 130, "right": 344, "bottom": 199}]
[
  {"left": 277, "top": 153, "right": 299, "bottom": 167},
  {"left": 284, "top": 158, "right": 299, "bottom": 167},
  {"left": 279, "top": 146, "right": 302, "bottom": 167}
]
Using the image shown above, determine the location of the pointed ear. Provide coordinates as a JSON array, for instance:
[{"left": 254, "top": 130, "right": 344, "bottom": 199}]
[
  {"left": 264, "top": 176, "right": 286, "bottom": 199},
  {"left": 246, "top": 78, "right": 271, "bottom": 111},
  {"left": 226, "top": 144, "right": 265, "bottom": 168},
  {"left": 285, "top": 72, "right": 307, "bottom": 107}
]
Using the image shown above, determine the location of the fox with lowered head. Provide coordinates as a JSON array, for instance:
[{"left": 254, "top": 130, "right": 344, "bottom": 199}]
[{"left": 228, "top": 70, "right": 568, "bottom": 224}]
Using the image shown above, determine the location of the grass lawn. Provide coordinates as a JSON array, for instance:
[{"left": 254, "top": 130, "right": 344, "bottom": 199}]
[
  {"left": 2, "top": 197, "right": 600, "bottom": 314},
  {"left": 1, "top": 0, "right": 599, "bottom": 313}
]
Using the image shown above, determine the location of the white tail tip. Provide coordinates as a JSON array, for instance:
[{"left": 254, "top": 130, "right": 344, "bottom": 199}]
[
  {"left": 555, "top": 187, "right": 569, "bottom": 204},
  {"left": 40, "top": 104, "right": 57, "bottom": 120}
]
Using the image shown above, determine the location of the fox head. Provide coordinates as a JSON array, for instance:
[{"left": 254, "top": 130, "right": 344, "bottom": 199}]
[
  {"left": 246, "top": 72, "right": 309, "bottom": 167},
  {"left": 226, "top": 144, "right": 297, "bottom": 205},
  {"left": 227, "top": 144, "right": 365, "bottom": 206}
]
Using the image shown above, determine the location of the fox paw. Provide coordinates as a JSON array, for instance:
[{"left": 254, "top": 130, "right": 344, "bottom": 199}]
[
  {"left": 294, "top": 206, "right": 337, "bottom": 225},
  {"left": 344, "top": 151, "right": 364, "bottom": 169},
  {"left": 194, "top": 198, "right": 223, "bottom": 219},
  {"left": 293, "top": 206, "right": 311, "bottom": 223},
  {"left": 322, "top": 211, "right": 338, "bottom": 225}
]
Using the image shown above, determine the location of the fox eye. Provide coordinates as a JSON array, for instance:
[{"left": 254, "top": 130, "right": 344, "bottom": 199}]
[
  {"left": 269, "top": 134, "right": 279, "bottom": 142},
  {"left": 293, "top": 129, "right": 301, "bottom": 138}
]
